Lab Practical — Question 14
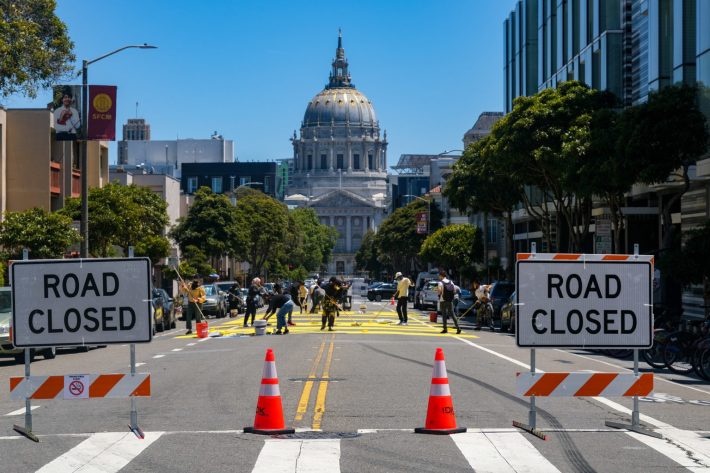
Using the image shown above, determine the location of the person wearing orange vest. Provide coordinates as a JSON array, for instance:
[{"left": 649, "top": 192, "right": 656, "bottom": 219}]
[{"left": 184, "top": 280, "right": 206, "bottom": 335}]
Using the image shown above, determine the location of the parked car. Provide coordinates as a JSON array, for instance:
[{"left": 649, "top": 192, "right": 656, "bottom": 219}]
[
  {"left": 202, "top": 283, "right": 227, "bottom": 318},
  {"left": 500, "top": 291, "right": 517, "bottom": 333},
  {"left": 367, "top": 283, "right": 397, "bottom": 302},
  {"left": 215, "top": 281, "right": 245, "bottom": 314},
  {"left": 152, "top": 288, "right": 176, "bottom": 332},
  {"left": 0, "top": 287, "right": 57, "bottom": 363},
  {"left": 455, "top": 289, "right": 476, "bottom": 317},
  {"left": 418, "top": 280, "right": 440, "bottom": 310},
  {"left": 413, "top": 270, "right": 439, "bottom": 309},
  {"left": 487, "top": 281, "right": 516, "bottom": 329}
]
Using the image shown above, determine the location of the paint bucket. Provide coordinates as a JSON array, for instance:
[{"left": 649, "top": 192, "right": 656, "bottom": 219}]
[
  {"left": 253, "top": 319, "right": 267, "bottom": 336},
  {"left": 429, "top": 312, "right": 438, "bottom": 323},
  {"left": 197, "top": 321, "right": 209, "bottom": 338}
]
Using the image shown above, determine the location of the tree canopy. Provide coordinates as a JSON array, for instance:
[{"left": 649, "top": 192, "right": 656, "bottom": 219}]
[
  {"left": 419, "top": 223, "right": 482, "bottom": 280},
  {"left": 170, "top": 186, "right": 246, "bottom": 264},
  {"left": 0, "top": 0, "right": 75, "bottom": 98},
  {"left": 62, "top": 182, "right": 170, "bottom": 258},
  {"left": 0, "top": 207, "right": 80, "bottom": 259}
]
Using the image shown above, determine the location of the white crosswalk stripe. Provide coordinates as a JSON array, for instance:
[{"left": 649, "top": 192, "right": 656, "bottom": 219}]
[
  {"left": 36, "top": 431, "right": 164, "bottom": 473},
  {"left": 451, "top": 431, "right": 561, "bottom": 473},
  {"left": 252, "top": 438, "right": 341, "bottom": 473}
]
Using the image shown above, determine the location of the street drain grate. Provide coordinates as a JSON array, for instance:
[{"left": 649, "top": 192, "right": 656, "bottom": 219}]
[
  {"left": 288, "top": 377, "right": 346, "bottom": 382},
  {"left": 272, "top": 431, "right": 361, "bottom": 440}
]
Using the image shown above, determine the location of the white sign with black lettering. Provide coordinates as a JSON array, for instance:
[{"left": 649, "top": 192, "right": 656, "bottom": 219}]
[
  {"left": 11, "top": 258, "right": 152, "bottom": 347},
  {"left": 516, "top": 258, "right": 652, "bottom": 348}
]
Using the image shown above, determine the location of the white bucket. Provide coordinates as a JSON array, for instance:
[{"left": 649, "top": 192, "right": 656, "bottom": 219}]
[{"left": 253, "top": 320, "right": 267, "bottom": 336}]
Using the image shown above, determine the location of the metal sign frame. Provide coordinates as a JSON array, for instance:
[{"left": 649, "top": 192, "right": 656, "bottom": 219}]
[{"left": 516, "top": 255, "right": 653, "bottom": 349}]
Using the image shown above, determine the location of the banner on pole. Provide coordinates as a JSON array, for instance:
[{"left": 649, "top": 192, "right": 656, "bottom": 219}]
[
  {"left": 88, "top": 85, "right": 117, "bottom": 140},
  {"left": 51, "top": 85, "right": 83, "bottom": 141},
  {"left": 415, "top": 211, "right": 427, "bottom": 234}
]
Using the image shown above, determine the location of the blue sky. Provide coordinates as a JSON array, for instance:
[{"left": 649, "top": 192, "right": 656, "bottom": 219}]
[{"left": 6, "top": 0, "right": 514, "bottom": 167}]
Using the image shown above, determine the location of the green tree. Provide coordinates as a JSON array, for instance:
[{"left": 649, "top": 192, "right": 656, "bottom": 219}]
[
  {"left": 289, "top": 207, "right": 337, "bottom": 272},
  {"left": 170, "top": 187, "right": 246, "bottom": 266},
  {"left": 0, "top": 0, "right": 75, "bottom": 98},
  {"left": 374, "top": 199, "right": 442, "bottom": 272},
  {"left": 62, "top": 182, "right": 170, "bottom": 257},
  {"left": 0, "top": 207, "right": 80, "bottom": 259},
  {"left": 419, "top": 224, "right": 483, "bottom": 281},
  {"left": 233, "top": 190, "right": 290, "bottom": 279},
  {"left": 445, "top": 136, "right": 520, "bottom": 277},
  {"left": 618, "top": 84, "right": 708, "bottom": 251},
  {"left": 355, "top": 229, "right": 384, "bottom": 277},
  {"left": 495, "top": 81, "right": 616, "bottom": 251}
]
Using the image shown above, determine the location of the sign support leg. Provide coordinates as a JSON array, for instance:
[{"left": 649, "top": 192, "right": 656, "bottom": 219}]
[
  {"left": 529, "top": 349, "right": 536, "bottom": 429},
  {"left": 128, "top": 343, "right": 144, "bottom": 439},
  {"left": 606, "top": 243, "right": 662, "bottom": 438},
  {"left": 13, "top": 249, "right": 39, "bottom": 442}
]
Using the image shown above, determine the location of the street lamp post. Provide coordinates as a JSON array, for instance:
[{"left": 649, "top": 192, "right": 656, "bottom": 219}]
[
  {"left": 80, "top": 44, "right": 157, "bottom": 258},
  {"left": 403, "top": 194, "right": 431, "bottom": 235}
]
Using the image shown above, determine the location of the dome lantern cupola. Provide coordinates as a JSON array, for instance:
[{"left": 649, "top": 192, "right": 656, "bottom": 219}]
[{"left": 327, "top": 29, "right": 353, "bottom": 89}]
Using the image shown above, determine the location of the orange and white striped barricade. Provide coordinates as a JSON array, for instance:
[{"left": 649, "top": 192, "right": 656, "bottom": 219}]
[
  {"left": 516, "top": 372, "right": 653, "bottom": 398},
  {"left": 10, "top": 374, "right": 151, "bottom": 400}
]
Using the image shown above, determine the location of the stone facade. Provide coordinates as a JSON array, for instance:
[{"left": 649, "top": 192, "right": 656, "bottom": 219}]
[{"left": 286, "top": 32, "right": 388, "bottom": 275}]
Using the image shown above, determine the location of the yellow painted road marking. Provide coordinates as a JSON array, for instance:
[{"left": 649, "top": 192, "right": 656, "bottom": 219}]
[
  {"left": 294, "top": 339, "right": 327, "bottom": 422},
  {"left": 312, "top": 338, "right": 335, "bottom": 430}
]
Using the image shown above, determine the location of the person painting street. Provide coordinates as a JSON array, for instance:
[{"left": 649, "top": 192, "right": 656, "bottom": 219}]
[
  {"left": 394, "top": 272, "right": 413, "bottom": 325},
  {"left": 309, "top": 278, "right": 323, "bottom": 314},
  {"left": 184, "top": 280, "right": 206, "bottom": 335},
  {"left": 437, "top": 270, "right": 462, "bottom": 334},
  {"left": 320, "top": 277, "right": 344, "bottom": 331},
  {"left": 298, "top": 281, "right": 308, "bottom": 314},
  {"left": 227, "top": 281, "right": 241, "bottom": 317},
  {"left": 244, "top": 277, "right": 265, "bottom": 327},
  {"left": 262, "top": 285, "right": 294, "bottom": 335}
]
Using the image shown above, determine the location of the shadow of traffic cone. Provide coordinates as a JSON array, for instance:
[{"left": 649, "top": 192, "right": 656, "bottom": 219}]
[
  {"left": 415, "top": 347, "right": 466, "bottom": 435},
  {"left": 243, "top": 348, "right": 295, "bottom": 435}
]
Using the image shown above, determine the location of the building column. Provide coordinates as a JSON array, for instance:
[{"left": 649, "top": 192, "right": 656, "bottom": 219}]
[
  {"left": 347, "top": 140, "right": 352, "bottom": 172},
  {"left": 346, "top": 216, "right": 352, "bottom": 252},
  {"left": 329, "top": 143, "right": 334, "bottom": 171}
]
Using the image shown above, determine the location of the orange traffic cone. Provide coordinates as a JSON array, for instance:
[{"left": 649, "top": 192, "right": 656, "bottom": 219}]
[
  {"left": 390, "top": 296, "right": 395, "bottom": 305},
  {"left": 415, "top": 347, "right": 466, "bottom": 434},
  {"left": 243, "top": 348, "right": 295, "bottom": 435}
]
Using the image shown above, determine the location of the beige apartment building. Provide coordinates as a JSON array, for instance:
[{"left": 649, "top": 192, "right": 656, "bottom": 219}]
[{"left": 0, "top": 107, "right": 108, "bottom": 215}]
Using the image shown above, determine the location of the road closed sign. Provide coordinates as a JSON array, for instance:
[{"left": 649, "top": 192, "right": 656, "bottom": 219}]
[
  {"left": 516, "top": 254, "right": 652, "bottom": 348},
  {"left": 11, "top": 258, "right": 152, "bottom": 347}
]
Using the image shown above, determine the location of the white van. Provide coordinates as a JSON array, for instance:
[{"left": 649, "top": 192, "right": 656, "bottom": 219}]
[
  {"left": 350, "top": 278, "right": 368, "bottom": 298},
  {"left": 414, "top": 269, "right": 440, "bottom": 309}
]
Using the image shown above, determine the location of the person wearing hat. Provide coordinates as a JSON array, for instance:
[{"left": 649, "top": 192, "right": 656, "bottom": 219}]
[
  {"left": 321, "top": 277, "right": 344, "bottom": 331},
  {"left": 394, "top": 272, "right": 413, "bottom": 325}
]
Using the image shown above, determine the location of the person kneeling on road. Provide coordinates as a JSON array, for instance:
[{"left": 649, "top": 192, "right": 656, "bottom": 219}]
[{"left": 262, "top": 285, "right": 294, "bottom": 335}]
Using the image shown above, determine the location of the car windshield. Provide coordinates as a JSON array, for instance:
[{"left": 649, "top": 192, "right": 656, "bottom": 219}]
[
  {"left": 216, "top": 284, "right": 232, "bottom": 292},
  {"left": 204, "top": 285, "right": 217, "bottom": 296},
  {"left": 425, "top": 281, "right": 439, "bottom": 290}
]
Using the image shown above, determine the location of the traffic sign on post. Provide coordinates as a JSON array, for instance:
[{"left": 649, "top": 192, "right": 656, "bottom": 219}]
[
  {"left": 516, "top": 253, "right": 653, "bottom": 348},
  {"left": 11, "top": 258, "right": 152, "bottom": 347}
]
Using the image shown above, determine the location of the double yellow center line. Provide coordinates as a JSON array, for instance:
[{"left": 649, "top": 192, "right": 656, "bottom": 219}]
[{"left": 294, "top": 334, "right": 336, "bottom": 429}]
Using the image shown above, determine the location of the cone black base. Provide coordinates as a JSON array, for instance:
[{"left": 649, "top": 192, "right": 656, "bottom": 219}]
[
  {"left": 414, "top": 427, "right": 467, "bottom": 435},
  {"left": 243, "top": 426, "right": 296, "bottom": 435}
]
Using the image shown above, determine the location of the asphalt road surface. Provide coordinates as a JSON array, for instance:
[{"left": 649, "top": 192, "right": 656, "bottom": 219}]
[{"left": 0, "top": 296, "right": 709, "bottom": 472}]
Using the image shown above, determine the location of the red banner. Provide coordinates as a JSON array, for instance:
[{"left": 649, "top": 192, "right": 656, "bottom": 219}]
[
  {"left": 416, "top": 211, "right": 428, "bottom": 234},
  {"left": 87, "top": 85, "right": 117, "bottom": 140}
]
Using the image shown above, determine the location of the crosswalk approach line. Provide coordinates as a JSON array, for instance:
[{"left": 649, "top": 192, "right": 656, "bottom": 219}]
[
  {"left": 36, "top": 431, "right": 164, "bottom": 473},
  {"left": 451, "top": 431, "right": 562, "bottom": 473},
  {"left": 251, "top": 438, "right": 341, "bottom": 473}
]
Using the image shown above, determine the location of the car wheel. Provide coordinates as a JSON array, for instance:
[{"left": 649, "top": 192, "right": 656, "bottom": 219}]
[
  {"left": 43, "top": 347, "right": 57, "bottom": 359},
  {"left": 375, "top": 294, "right": 382, "bottom": 302},
  {"left": 171, "top": 311, "right": 177, "bottom": 329}
]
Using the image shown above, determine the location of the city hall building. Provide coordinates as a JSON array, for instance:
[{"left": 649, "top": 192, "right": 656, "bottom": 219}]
[{"left": 285, "top": 32, "right": 389, "bottom": 275}]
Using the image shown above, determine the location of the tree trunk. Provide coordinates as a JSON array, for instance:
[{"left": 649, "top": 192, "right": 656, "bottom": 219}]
[{"left": 505, "top": 211, "right": 515, "bottom": 280}]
